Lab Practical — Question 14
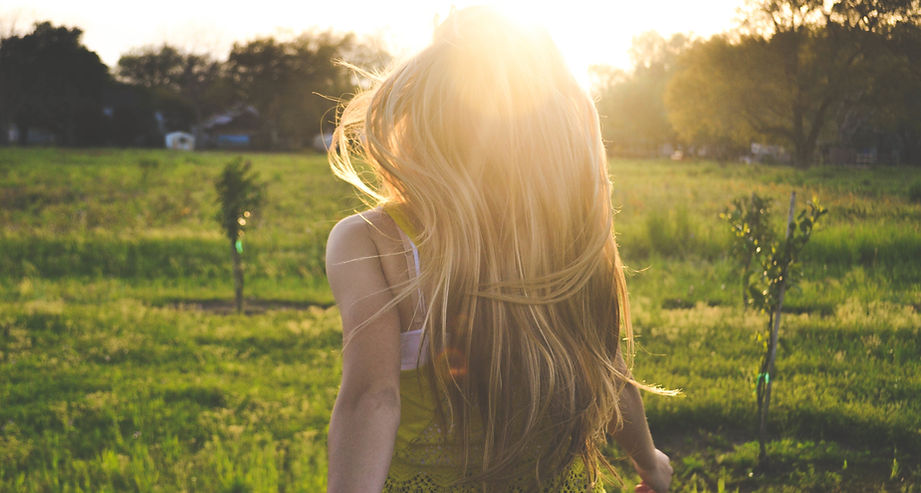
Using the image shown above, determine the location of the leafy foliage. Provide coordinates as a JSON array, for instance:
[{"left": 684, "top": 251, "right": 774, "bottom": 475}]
[
  {"left": 117, "top": 45, "right": 228, "bottom": 131},
  {"left": 214, "top": 158, "right": 265, "bottom": 313},
  {"left": 114, "top": 34, "right": 385, "bottom": 147},
  {"left": 225, "top": 32, "right": 389, "bottom": 149},
  {"left": 722, "top": 193, "right": 827, "bottom": 315},
  {"left": 0, "top": 22, "right": 110, "bottom": 145},
  {"left": 663, "top": 0, "right": 921, "bottom": 166},
  {"left": 722, "top": 194, "right": 776, "bottom": 306},
  {"left": 591, "top": 32, "right": 688, "bottom": 156},
  {"left": 722, "top": 191, "right": 828, "bottom": 466},
  {"left": 214, "top": 158, "right": 265, "bottom": 246}
]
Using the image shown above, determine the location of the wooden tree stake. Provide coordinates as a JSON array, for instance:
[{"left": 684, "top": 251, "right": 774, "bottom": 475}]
[{"left": 758, "top": 191, "right": 796, "bottom": 464}]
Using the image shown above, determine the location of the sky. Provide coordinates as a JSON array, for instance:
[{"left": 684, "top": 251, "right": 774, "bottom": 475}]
[{"left": 1, "top": 0, "right": 747, "bottom": 85}]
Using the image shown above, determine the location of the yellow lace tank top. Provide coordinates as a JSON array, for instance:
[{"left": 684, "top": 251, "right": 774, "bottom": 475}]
[{"left": 382, "top": 206, "right": 605, "bottom": 492}]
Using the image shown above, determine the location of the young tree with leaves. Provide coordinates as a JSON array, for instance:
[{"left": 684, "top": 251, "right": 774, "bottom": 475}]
[
  {"left": 215, "top": 159, "right": 265, "bottom": 313},
  {"left": 723, "top": 192, "right": 827, "bottom": 467}
]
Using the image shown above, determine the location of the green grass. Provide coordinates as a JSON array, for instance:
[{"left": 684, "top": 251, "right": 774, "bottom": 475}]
[{"left": 1, "top": 148, "right": 919, "bottom": 491}]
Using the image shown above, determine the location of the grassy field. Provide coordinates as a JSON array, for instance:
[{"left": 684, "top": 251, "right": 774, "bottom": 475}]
[{"left": 1, "top": 147, "right": 919, "bottom": 492}]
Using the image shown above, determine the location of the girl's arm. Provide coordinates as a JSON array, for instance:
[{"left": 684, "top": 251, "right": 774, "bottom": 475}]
[
  {"left": 611, "top": 351, "right": 672, "bottom": 493},
  {"left": 326, "top": 215, "right": 402, "bottom": 493}
]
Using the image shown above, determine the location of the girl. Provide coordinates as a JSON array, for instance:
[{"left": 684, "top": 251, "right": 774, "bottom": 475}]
[{"left": 325, "top": 7, "right": 672, "bottom": 492}]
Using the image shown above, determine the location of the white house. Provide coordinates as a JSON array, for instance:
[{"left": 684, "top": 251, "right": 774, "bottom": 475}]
[{"left": 165, "top": 131, "right": 195, "bottom": 151}]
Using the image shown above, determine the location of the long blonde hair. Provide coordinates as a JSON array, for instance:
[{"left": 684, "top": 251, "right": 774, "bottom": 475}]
[{"left": 330, "top": 6, "right": 643, "bottom": 487}]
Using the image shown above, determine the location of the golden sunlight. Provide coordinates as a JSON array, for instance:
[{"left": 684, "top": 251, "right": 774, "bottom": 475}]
[
  {"left": 3, "top": 0, "right": 744, "bottom": 88},
  {"left": 456, "top": 0, "right": 743, "bottom": 88}
]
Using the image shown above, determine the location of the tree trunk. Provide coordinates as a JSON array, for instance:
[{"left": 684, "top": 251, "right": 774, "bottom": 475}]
[
  {"left": 758, "top": 191, "right": 796, "bottom": 467},
  {"left": 1, "top": 319, "right": 9, "bottom": 361},
  {"left": 231, "top": 240, "right": 244, "bottom": 313},
  {"left": 794, "top": 143, "right": 814, "bottom": 168},
  {"left": 17, "top": 122, "right": 28, "bottom": 145}
]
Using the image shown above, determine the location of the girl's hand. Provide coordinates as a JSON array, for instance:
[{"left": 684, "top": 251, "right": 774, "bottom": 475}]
[{"left": 633, "top": 448, "right": 672, "bottom": 493}]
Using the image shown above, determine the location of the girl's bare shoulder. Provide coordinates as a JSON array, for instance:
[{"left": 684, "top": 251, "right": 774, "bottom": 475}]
[{"left": 326, "top": 208, "right": 399, "bottom": 266}]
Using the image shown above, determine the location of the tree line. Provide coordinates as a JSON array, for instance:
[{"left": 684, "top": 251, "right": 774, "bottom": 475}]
[
  {"left": 593, "top": 0, "right": 921, "bottom": 166},
  {"left": 1, "top": 0, "right": 919, "bottom": 164},
  {"left": 0, "top": 22, "right": 387, "bottom": 149}
]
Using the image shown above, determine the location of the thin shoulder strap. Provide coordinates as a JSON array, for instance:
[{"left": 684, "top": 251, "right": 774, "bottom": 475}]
[
  {"left": 383, "top": 205, "right": 421, "bottom": 276},
  {"left": 384, "top": 204, "right": 416, "bottom": 238},
  {"left": 383, "top": 206, "right": 425, "bottom": 313}
]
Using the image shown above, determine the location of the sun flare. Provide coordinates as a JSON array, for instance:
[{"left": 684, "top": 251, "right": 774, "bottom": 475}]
[
  {"left": 431, "top": 0, "right": 744, "bottom": 89},
  {"left": 482, "top": 2, "right": 605, "bottom": 89}
]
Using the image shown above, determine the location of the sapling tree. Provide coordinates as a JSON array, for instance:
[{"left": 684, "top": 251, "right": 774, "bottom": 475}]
[
  {"left": 722, "top": 192, "right": 827, "bottom": 467},
  {"left": 215, "top": 158, "right": 265, "bottom": 313},
  {"left": 724, "top": 193, "right": 775, "bottom": 307}
]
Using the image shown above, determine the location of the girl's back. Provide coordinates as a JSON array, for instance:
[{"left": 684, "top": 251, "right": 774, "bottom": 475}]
[
  {"left": 325, "top": 7, "right": 673, "bottom": 492},
  {"left": 335, "top": 207, "right": 602, "bottom": 491}
]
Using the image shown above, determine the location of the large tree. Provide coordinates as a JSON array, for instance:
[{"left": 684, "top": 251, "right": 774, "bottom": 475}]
[
  {"left": 117, "top": 45, "right": 229, "bottom": 131},
  {"left": 591, "top": 32, "right": 688, "bottom": 156},
  {"left": 663, "top": 35, "right": 759, "bottom": 158},
  {"left": 826, "top": 3, "right": 921, "bottom": 164},
  {"left": 227, "top": 31, "right": 388, "bottom": 149},
  {"left": 666, "top": 0, "right": 921, "bottom": 166},
  {"left": 883, "top": 19, "right": 921, "bottom": 163},
  {"left": 0, "top": 22, "right": 109, "bottom": 146}
]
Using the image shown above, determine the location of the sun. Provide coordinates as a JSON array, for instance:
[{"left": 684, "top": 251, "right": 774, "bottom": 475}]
[
  {"left": 484, "top": 2, "right": 599, "bottom": 88},
  {"left": 448, "top": 1, "right": 635, "bottom": 90},
  {"left": 436, "top": 0, "right": 743, "bottom": 91}
]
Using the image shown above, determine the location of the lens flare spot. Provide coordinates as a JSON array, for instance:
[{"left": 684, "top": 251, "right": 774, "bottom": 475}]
[{"left": 438, "top": 347, "right": 468, "bottom": 379}]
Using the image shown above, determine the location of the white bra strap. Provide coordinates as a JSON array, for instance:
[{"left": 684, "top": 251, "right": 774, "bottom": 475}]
[
  {"left": 409, "top": 239, "right": 421, "bottom": 278},
  {"left": 397, "top": 228, "right": 425, "bottom": 311}
]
